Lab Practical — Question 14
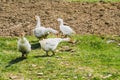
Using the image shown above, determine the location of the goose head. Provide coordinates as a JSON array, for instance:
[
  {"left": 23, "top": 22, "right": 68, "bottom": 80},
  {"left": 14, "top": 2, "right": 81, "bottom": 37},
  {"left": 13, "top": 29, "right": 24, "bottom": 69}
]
[
  {"left": 57, "top": 18, "right": 63, "bottom": 22},
  {"left": 35, "top": 15, "right": 40, "bottom": 21},
  {"left": 19, "top": 32, "right": 26, "bottom": 43},
  {"left": 35, "top": 15, "right": 41, "bottom": 27},
  {"left": 19, "top": 32, "right": 25, "bottom": 38}
]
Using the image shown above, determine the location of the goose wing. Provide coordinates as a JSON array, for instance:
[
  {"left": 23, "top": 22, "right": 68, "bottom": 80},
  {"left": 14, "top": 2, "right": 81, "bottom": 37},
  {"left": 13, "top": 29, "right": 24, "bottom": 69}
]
[
  {"left": 44, "top": 38, "right": 60, "bottom": 51},
  {"left": 33, "top": 27, "right": 47, "bottom": 37},
  {"left": 61, "top": 25, "right": 74, "bottom": 34},
  {"left": 18, "top": 38, "right": 31, "bottom": 53}
]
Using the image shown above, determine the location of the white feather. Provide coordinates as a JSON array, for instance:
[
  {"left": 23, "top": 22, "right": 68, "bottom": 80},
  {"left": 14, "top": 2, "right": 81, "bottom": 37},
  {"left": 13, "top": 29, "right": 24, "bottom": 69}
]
[
  {"left": 18, "top": 37, "right": 31, "bottom": 54},
  {"left": 39, "top": 38, "right": 70, "bottom": 51},
  {"left": 33, "top": 16, "right": 58, "bottom": 39},
  {"left": 57, "top": 18, "right": 76, "bottom": 36}
]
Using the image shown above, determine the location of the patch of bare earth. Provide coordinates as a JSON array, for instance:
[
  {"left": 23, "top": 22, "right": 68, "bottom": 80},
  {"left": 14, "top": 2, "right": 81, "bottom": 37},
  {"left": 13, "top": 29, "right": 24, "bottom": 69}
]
[{"left": 0, "top": 0, "right": 120, "bottom": 36}]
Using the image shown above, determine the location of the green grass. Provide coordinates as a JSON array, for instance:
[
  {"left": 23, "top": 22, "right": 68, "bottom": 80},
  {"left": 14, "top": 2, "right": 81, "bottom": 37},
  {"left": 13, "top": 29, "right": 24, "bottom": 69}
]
[
  {"left": 0, "top": 35, "right": 120, "bottom": 80},
  {"left": 66, "top": 0, "right": 120, "bottom": 2}
]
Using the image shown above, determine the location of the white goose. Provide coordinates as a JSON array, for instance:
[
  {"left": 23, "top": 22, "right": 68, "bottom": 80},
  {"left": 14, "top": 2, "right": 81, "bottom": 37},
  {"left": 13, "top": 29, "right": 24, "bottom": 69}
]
[
  {"left": 33, "top": 16, "right": 58, "bottom": 40},
  {"left": 18, "top": 33, "right": 31, "bottom": 58},
  {"left": 57, "top": 18, "right": 76, "bottom": 37},
  {"left": 39, "top": 38, "right": 70, "bottom": 56}
]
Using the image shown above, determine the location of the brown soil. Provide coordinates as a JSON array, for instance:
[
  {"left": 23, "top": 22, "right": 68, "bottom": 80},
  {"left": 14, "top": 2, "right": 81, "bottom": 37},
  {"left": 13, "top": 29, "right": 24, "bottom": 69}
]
[{"left": 0, "top": 0, "right": 120, "bottom": 36}]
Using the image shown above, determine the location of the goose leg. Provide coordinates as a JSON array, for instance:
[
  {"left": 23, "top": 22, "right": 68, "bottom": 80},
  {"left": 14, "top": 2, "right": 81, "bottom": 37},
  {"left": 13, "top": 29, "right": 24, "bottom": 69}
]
[
  {"left": 22, "top": 53, "right": 27, "bottom": 58},
  {"left": 68, "top": 36, "right": 76, "bottom": 44},
  {"left": 62, "top": 35, "right": 67, "bottom": 38},
  {"left": 22, "top": 53, "right": 24, "bottom": 58},
  {"left": 57, "top": 31, "right": 62, "bottom": 37},
  {"left": 51, "top": 51, "right": 55, "bottom": 56},
  {"left": 45, "top": 51, "right": 49, "bottom": 56},
  {"left": 56, "top": 33, "right": 60, "bottom": 38},
  {"left": 25, "top": 54, "right": 28, "bottom": 58},
  {"left": 44, "top": 34, "right": 48, "bottom": 39}
]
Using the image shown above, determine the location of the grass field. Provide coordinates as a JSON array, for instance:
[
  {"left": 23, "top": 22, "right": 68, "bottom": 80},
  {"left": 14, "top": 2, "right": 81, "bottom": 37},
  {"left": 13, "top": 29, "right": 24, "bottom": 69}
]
[
  {"left": 66, "top": 0, "right": 120, "bottom": 2},
  {"left": 0, "top": 35, "right": 120, "bottom": 80}
]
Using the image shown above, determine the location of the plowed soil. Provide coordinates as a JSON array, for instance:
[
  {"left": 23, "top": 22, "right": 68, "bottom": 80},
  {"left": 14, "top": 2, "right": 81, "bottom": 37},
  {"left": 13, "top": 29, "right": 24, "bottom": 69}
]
[{"left": 0, "top": 0, "right": 120, "bottom": 36}]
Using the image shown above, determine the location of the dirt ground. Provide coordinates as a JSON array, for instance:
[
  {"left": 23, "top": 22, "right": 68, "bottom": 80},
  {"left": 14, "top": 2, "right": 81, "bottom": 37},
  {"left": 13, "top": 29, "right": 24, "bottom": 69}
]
[{"left": 0, "top": 0, "right": 120, "bottom": 36}]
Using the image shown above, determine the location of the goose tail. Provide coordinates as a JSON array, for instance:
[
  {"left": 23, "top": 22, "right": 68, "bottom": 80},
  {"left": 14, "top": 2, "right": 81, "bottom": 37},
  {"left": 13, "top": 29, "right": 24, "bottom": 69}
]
[
  {"left": 62, "top": 38, "right": 70, "bottom": 42},
  {"left": 72, "top": 30, "right": 76, "bottom": 34}
]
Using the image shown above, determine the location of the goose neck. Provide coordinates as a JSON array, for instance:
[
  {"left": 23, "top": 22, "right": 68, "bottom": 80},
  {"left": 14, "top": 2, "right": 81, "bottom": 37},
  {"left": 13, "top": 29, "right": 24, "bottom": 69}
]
[
  {"left": 36, "top": 18, "right": 41, "bottom": 27},
  {"left": 60, "top": 20, "right": 63, "bottom": 26}
]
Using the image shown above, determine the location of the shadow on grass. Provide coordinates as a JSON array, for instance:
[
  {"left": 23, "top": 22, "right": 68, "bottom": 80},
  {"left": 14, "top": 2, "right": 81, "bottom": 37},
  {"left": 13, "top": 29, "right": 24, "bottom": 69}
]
[
  {"left": 31, "top": 42, "right": 41, "bottom": 50},
  {"left": 34, "top": 54, "right": 54, "bottom": 58},
  {"left": 5, "top": 57, "right": 26, "bottom": 67}
]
